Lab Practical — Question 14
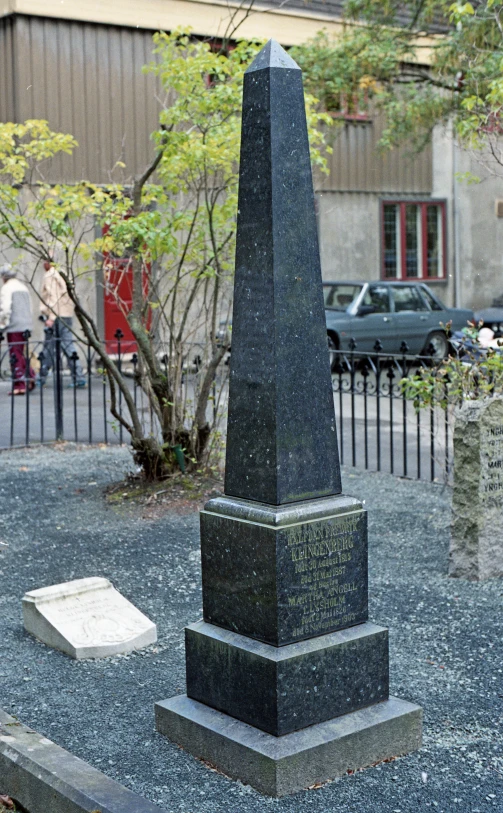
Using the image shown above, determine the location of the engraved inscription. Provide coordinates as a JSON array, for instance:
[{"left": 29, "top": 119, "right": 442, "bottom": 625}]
[
  {"left": 43, "top": 591, "right": 152, "bottom": 646},
  {"left": 481, "top": 425, "right": 503, "bottom": 506},
  {"left": 279, "top": 510, "right": 367, "bottom": 642}
]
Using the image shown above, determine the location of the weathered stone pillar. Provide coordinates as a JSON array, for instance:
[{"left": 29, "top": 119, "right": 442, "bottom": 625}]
[
  {"left": 450, "top": 398, "right": 503, "bottom": 580},
  {"left": 155, "top": 40, "right": 422, "bottom": 796}
]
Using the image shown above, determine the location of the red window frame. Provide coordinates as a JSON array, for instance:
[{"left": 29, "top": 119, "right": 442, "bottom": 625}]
[
  {"left": 381, "top": 200, "right": 447, "bottom": 281},
  {"left": 329, "top": 90, "right": 370, "bottom": 122}
]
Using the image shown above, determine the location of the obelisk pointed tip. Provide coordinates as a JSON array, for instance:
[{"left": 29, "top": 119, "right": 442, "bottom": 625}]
[{"left": 246, "top": 39, "right": 300, "bottom": 73}]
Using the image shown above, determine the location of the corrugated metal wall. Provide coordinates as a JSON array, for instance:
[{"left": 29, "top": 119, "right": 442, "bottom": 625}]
[
  {"left": 2, "top": 14, "right": 432, "bottom": 193},
  {"left": 0, "top": 16, "right": 15, "bottom": 123},
  {"left": 9, "top": 14, "right": 162, "bottom": 183},
  {"left": 317, "top": 115, "right": 432, "bottom": 194}
]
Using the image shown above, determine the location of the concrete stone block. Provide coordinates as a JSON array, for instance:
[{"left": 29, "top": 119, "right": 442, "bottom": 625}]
[
  {"left": 155, "top": 694, "right": 422, "bottom": 797},
  {"left": 0, "top": 709, "right": 164, "bottom": 813},
  {"left": 450, "top": 398, "right": 503, "bottom": 579}
]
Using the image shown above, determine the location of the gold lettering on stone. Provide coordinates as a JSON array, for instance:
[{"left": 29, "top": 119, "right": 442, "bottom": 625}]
[{"left": 286, "top": 512, "right": 362, "bottom": 638}]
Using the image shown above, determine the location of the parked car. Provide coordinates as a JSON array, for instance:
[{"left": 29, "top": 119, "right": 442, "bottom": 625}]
[
  {"left": 324, "top": 281, "right": 474, "bottom": 363},
  {"left": 474, "top": 295, "right": 503, "bottom": 337}
]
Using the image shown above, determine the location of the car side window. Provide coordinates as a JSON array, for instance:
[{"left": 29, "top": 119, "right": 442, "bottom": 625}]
[
  {"left": 421, "top": 286, "right": 443, "bottom": 311},
  {"left": 362, "top": 286, "right": 390, "bottom": 313},
  {"left": 392, "top": 286, "right": 428, "bottom": 312}
]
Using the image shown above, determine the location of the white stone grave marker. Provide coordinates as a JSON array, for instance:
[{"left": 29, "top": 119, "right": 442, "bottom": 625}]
[{"left": 22, "top": 577, "right": 157, "bottom": 659}]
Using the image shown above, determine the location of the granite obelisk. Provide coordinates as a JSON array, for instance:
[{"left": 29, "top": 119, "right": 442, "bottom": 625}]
[
  {"left": 224, "top": 41, "right": 341, "bottom": 506},
  {"left": 155, "top": 40, "right": 422, "bottom": 796}
]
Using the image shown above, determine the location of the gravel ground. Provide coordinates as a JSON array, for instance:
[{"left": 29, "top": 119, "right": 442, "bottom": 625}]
[{"left": 0, "top": 444, "right": 501, "bottom": 813}]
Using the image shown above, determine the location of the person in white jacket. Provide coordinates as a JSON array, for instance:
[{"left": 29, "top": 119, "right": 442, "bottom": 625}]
[{"left": 0, "top": 264, "right": 35, "bottom": 395}]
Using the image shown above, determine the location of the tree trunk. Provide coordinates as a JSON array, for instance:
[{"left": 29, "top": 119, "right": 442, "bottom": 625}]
[{"left": 131, "top": 435, "right": 170, "bottom": 481}]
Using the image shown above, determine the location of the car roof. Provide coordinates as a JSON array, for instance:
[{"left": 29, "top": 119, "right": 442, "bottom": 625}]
[{"left": 322, "top": 280, "right": 427, "bottom": 286}]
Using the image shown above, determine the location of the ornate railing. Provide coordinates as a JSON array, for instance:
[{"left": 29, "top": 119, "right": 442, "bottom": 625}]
[
  {"left": 330, "top": 340, "right": 451, "bottom": 483},
  {"left": 0, "top": 330, "right": 452, "bottom": 483}
]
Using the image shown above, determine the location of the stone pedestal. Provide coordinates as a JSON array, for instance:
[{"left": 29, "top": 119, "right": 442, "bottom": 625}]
[
  {"left": 450, "top": 398, "right": 503, "bottom": 580},
  {"left": 155, "top": 39, "right": 421, "bottom": 796},
  {"left": 155, "top": 493, "right": 421, "bottom": 795}
]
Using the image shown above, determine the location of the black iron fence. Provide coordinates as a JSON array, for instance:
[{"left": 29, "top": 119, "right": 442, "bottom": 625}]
[
  {"left": 0, "top": 327, "right": 216, "bottom": 450},
  {"left": 0, "top": 329, "right": 452, "bottom": 483},
  {"left": 1, "top": 328, "right": 120, "bottom": 448},
  {"left": 331, "top": 341, "right": 451, "bottom": 483}
]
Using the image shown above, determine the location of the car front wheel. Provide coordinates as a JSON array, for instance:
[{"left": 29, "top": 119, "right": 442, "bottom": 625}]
[{"left": 423, "top": 331, "right": 449, "bottom": 361}]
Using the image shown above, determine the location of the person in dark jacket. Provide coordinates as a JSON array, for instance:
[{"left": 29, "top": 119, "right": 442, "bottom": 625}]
[{"left": 0, "top": 264, "right": 35, "bottom": 395}]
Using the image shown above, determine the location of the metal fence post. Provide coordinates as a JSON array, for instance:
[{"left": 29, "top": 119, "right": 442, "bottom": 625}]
[
  {"left": 387, "top": 363, "right": 395, "bottom": 475},
  {"left": 115, "top": 329, "right": 124, "bottom": 444},
  {"left": 9, "top": 351, "right": 16, "bottom": 447},
  {"left": 132, "top": 353, "right": 138, "bottom": 410},
  {"left": 23, "top": 330, "right": 31, "bottom": 445},
  {"left": 361, "top": 360, "right": 369, "bottom": 470},
  {"left": 349, "top": 338, "right": 357, "bottom": 467},
  {"left": 38, "top": 349, "right": 45, "bottom": 443},
  {"left": 53, "top": 321, "right": 64, "bottom": 440},
  {"left": 71, "top": 350, "right": 79, "bottom": 441},
  {"left": 374, "top": 340, "right": 382, "bottom": 471},
  {"left": 87, "top": 344, "right": 92, "bottom": 443},
  {"left": 400, "top": 342, "right": 409, "bottom": 478}
]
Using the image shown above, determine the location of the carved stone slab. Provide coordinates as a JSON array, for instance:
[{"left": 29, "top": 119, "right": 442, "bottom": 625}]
[
  {"left": 22, "top": 577, "right": 157, "bottom": 659},
  {"left": 450, "top": 398, "right": 503, "bottom": 580},
  {"left": 201, "top": 494, "right": 368, "bottom": 645}
]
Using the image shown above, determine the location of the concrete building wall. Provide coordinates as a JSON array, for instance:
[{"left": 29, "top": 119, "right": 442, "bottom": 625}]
[
  {"left": 455, "top": 153, "right": 503, "bottom": 311},
  {"left": 318, "top": 113, "right": 432, "bottom": 194},
  {"left": 317, "top": 133, "right": 503, "bottom": 313},
  {"left": 316, "top": 124, "right": 503, "bottom": 314},
  {"left": 316, "top": 188, "right": 452, "bottom": 301},
  {"left": 317, "top": 191, "right": 380, "bottom": 282},
  {"left": 432, "top": 125, "right": 503, "bottom": 311}
]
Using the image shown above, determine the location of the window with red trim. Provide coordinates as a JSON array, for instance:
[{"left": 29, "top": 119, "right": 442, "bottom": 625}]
[
  {"left": 382, "top": 201, "right": 446, "bottom": 280},
  {"left": 328, "top": 90, "right": 370, "bottom": 122}
]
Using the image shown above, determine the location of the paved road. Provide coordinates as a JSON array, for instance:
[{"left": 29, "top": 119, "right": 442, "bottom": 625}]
[{"left": 0, "top": 374, "right": 155, "bottom": 448}]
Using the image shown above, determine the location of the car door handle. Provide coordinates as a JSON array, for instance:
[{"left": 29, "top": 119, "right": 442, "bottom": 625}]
[
  {"left": 383, "top": 317, "right": 391, "bottom": 322},
  {"left": 419, "top": 316, "right": 428, "bottom": 321}
]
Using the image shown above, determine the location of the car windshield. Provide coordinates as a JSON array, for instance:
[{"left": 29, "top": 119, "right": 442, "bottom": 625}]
[{"left": 323, "top": 284, "right": 363, "bottom": 311}]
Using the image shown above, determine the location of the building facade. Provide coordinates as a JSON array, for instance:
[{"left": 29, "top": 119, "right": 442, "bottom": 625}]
[{"left": 0, "top": 0, "right": 501, "bottom": 332}]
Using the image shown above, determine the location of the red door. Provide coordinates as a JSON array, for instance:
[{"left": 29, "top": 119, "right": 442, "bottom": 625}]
[
  {"left": 103, "top": 256, "right": 138, "bottom": 355},
  {"left": 102, "top": 224, "right": 151, "bottom": 355}
]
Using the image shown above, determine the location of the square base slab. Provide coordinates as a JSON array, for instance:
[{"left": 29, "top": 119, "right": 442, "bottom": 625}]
[
  {"left": 155, "top": 694, "right": 422, "bottom": 797},
  {"left": 186, "top": 620, "right": 389, "bottom": 735}
]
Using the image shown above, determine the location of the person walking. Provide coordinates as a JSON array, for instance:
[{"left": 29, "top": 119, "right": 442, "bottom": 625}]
[
  {"left": 0, "top": 264, "right": 35, "bottom": 395},
  {"left": 39, "top": 261, "right": 86, "bottom": 387}
]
